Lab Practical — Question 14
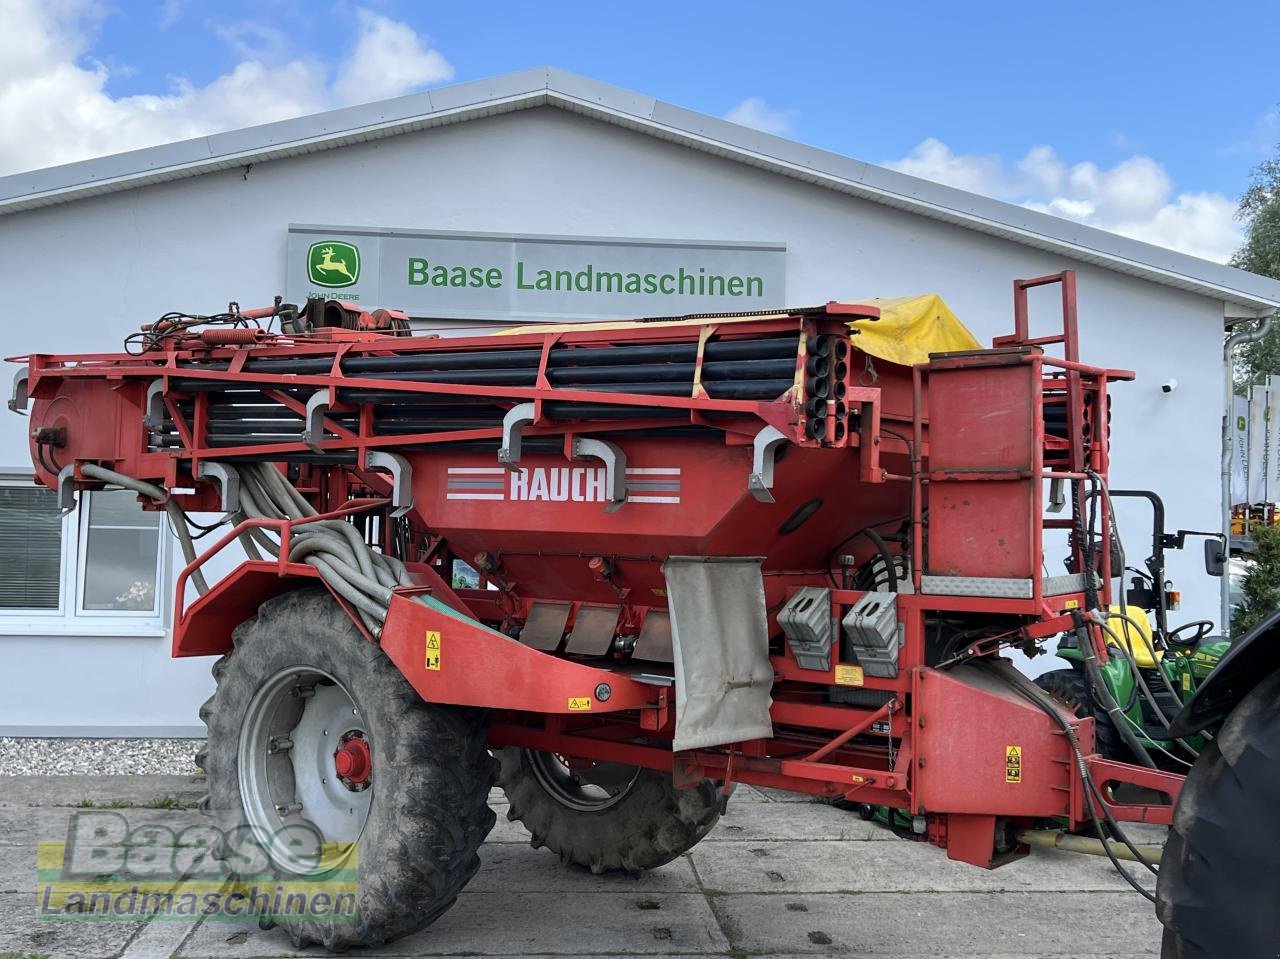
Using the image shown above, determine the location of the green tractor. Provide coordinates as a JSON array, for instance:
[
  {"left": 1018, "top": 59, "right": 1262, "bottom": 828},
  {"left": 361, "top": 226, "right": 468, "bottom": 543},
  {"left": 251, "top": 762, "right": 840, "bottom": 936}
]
[{"left": 1033, "top": 490, "right": 1229, "bottom": 769}]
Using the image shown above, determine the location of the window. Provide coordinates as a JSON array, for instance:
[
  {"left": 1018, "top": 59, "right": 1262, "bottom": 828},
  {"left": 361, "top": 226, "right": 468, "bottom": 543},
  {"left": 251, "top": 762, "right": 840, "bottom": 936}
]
[
  {"left": 0, "top": 485, "right": 62, "bottom": 609},
  {"left": 78, "top": 489, "right": 162, "bottom": 614},
  {"left": 0, "top": 477, "right": 166, "bottom": 631}
]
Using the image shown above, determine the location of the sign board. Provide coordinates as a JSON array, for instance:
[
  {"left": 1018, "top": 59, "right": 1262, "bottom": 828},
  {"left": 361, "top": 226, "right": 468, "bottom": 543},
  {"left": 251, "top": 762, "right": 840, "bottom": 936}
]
[{"left": 286, "top": 225, "right": 787, "bottom": 323}]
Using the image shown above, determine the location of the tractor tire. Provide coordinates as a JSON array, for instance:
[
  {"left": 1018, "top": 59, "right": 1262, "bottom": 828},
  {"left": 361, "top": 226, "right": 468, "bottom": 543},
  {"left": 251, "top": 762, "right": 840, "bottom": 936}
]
[
  {"left": 197, "top": 588, "right": 496, "bottom": 951},
  {"left": 1156, "top": 670, "right": 1280, "bottom": 958},
  {"left": 496, "top": 747, "right": 725, "bottom": 874},
  {"left": 1033, "top": 667, "right": 1125, "bottom": 761}
]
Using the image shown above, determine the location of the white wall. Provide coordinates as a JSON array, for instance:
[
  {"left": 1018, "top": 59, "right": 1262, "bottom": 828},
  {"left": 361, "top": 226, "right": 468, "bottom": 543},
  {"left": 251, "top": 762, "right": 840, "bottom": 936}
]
[{"left": 0, "top": 107, "right": 1226, "bottom": 734}]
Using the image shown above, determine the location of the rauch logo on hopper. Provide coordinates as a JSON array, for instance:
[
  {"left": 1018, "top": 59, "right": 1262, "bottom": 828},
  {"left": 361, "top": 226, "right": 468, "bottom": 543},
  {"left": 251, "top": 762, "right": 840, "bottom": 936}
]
[{"left": 307, "top": 241, "right": 360, "bottom": 288}]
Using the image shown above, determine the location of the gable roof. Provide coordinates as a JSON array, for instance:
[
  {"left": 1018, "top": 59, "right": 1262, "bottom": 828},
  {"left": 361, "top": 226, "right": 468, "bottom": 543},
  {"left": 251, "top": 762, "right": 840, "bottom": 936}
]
[{"left": 1, "top": 66, "right": 1277, "bottom": 313}]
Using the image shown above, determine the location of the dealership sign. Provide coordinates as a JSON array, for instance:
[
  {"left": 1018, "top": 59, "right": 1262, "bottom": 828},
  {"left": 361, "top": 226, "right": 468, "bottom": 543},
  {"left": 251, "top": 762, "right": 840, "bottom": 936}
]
[{"left": 286, "top": 225, "right": 786, "bottom": 322}]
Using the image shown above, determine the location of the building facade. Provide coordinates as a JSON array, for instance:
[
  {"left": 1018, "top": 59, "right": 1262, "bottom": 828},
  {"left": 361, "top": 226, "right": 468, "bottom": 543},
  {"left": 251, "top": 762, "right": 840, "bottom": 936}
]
[{"left": 1, "top": 69, "right": 1277, "bottom": 735}]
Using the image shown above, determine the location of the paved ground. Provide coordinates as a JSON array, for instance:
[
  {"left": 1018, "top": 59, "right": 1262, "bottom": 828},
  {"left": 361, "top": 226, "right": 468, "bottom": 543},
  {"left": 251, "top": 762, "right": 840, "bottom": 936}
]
[{"left": 0, "top": 773, "right": 1164, "bottom": 958}]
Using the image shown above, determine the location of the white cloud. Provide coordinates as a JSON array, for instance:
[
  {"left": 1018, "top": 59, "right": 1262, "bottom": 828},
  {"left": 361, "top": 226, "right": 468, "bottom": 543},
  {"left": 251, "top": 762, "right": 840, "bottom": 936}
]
[
  {"left": 0, "top": 0, "right": 453, "bottom": 177},
  {"left": 887, "top": 138, "right": 1242, "bottom": 263},
  {"left": 724, "top": 97, "right": 795, "bottom": 136},
  {"left": 333, "top": 9, "right": 453, "bottom": 104}
]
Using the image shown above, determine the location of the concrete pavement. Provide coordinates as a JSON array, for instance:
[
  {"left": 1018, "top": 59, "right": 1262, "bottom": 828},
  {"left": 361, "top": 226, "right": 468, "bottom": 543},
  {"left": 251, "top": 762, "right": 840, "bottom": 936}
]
[{"left": 0, "top": 773, "right": 1165, "bottom": 958}]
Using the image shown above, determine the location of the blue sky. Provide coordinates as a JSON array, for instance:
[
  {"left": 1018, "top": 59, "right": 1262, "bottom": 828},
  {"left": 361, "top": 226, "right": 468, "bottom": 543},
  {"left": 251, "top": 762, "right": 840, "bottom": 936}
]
[{"left": 4, "top": 0, "right": 1278, "bottom": 262}]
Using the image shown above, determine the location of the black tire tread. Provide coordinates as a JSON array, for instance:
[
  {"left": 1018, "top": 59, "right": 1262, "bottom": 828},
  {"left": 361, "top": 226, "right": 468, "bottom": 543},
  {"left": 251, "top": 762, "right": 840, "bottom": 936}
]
[
  {"left": 198, "top": 588, "right": 496, "bottom": 951},
  {"left": 1156, "top": 669, "right": 1280, "bottom": 958},
  {"left": 496, "top": 748, "right": 722, "bottom": 875},
  {"left": 1034, "top": 667, "right": 1126, "bottom": 761}
]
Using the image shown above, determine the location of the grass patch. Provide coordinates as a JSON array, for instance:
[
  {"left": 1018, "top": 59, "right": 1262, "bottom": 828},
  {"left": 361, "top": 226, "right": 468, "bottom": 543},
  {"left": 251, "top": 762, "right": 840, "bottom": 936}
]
[
  {"left": 142, "top": 795, "right": 198, "bottom": 810},
  {"left": 72, "top": 795, "right": 196, "bottom": 810}
]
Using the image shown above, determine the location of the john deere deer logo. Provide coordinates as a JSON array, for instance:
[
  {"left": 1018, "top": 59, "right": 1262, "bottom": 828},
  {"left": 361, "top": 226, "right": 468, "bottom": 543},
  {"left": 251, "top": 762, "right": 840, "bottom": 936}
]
[{"left": 307, "top": 241, "right": 360, "bottom": 288}]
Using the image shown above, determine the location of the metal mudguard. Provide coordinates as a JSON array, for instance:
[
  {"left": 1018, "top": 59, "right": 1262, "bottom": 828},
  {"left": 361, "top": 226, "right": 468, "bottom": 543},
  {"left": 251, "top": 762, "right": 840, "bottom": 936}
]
[{"left": 1170, "top": 608, "right": 1280, "bottom": 736}]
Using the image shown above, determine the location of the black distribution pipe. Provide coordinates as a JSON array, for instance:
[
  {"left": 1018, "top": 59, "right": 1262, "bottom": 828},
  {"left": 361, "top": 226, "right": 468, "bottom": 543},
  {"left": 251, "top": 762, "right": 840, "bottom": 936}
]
[
  {"left": 337, "top": 379, "right": 794, "bottom": 403},
  {"left": 184, "top": 347, "right": 544, "bottom": 376},
  {"left": 547, "top": 357, "right": 796, "bottom": 386},
  {"left": 549, "top": 362, "right": 695, "bottom": 385},
  {"left": 150, "top": 425, "right": 721, "bottom": 454},
  {"left": 702, "top": 358, "right": 797, "bottom": 381},
  {"left": 542, "top": 402, "right": 684, "bottom": 420},
  {"left": 336, "top": 389, "right": 502, "bottom": 404},
  {"left": 171, "top": 394, "right": 758, "bottom": 438},
  {"left": 196, "top": 422, "right": 307, "bottom": 435},
  {"left": 374, "top": 422, "right": 510, "bottom": 434},
  {"left": 341, "top": 368, "right": 541, "bottom": 386},
  {"left": 194, "top": 410, "right": 308, "bottom": 422},
  {"left": 179, "top": 335, "right": 801, "bottom": 378},
  {"left": 175, "top": 342, "right": 804, "bottom": 396},
  {"left": 176, "top": 407, "right": 362, "bottom": 424},
  {"left": 169, "top": 379, "right": 298, "bottom": 394},
  {"left": 705, "top": 379, "right": 794, "bottom": 399}
]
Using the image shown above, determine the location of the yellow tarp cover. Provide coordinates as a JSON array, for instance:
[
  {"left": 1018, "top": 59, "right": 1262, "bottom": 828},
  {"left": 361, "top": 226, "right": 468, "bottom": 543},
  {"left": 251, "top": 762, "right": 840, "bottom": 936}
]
[
  {"left": 496, "top": 293, "right": 981, "bottom": 367},
  {"left": 847, "top": 294, "right": 981, "bottom": 367}
]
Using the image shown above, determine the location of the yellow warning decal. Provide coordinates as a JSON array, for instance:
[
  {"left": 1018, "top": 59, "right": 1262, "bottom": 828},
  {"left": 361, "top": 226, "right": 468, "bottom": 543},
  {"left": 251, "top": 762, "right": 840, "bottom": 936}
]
[
  {"left": 1061, "top": 598, "right": 1080, "bottom": 610},
  {"left": 850, "top": 774, "right": 867, "bottom": 784},
  {"left": 567, "top": 697, "right": 592, "bottom": 711},
  {"left": 1182, "top": 671, "right": 1192, "bottom": 692},
  {"left": 425, "top": 630, "right": 441, "bottom": 671},
  {"left": 1005, "top": 745, "right": 1022, "bottom": 784},
  {"left": 834, "top": 665, "right": 865, "bottom": 687}
]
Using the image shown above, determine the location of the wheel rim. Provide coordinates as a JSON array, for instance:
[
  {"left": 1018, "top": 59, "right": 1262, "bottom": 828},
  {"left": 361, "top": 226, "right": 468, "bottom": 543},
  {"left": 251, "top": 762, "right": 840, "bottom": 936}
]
[
  {"left": 239, "top": 666, "right": 372, "bottom": 872},
  {"left": 524, "top": 749, "right": 641, "bottom": 812}
]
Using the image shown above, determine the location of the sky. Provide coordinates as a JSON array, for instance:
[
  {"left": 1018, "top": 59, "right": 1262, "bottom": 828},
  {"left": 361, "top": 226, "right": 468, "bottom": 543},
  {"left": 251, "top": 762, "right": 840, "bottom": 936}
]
[{"left": 2, "top": 0, "right": 1278, "bottom": 264}]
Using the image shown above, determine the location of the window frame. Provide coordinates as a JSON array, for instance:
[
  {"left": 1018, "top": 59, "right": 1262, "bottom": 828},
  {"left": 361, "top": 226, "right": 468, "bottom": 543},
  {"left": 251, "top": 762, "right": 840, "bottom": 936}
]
[
  {"left": 0, "top": 474, "right": 169, "bottom": 636},
  {"left": 73, "top": 487, "right": 166, "bottom": 620}
]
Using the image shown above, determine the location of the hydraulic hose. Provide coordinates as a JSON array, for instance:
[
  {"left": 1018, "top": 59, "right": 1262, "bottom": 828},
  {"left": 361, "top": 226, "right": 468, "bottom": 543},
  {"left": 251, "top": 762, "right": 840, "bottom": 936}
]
[
  {"left": 1076, "top": 620, "right": 1158, "bottom": 769},
  {"left": 859, "top": 526, "right": 899, "bottom": 593},
  {"left": 1086, "top": 470, "right": 1198, "bottom": 757},
  {"left": 73, "top": 462, "right": 416, "bottom": 638},
  {"left": 1068, "top": 476, "right": 1159, "bottom": 768},
  {"left": 996, "top": 663, "right": 1159, "bottom": 900},
  {"left": 1105, "top": 610, "right": 1200, "bottom": 759},
  {"left": 219, "top": 462, "right": 414, "bottom": 637},
  {"left": 1097, "top": 617, "right": 1176, "bottom": 732},
  {"left": 1109, "top": 608, "right": 1194, "bottom": 718},
  {"left": 79, "top": 464, "right": 209, "bottom": 596}
]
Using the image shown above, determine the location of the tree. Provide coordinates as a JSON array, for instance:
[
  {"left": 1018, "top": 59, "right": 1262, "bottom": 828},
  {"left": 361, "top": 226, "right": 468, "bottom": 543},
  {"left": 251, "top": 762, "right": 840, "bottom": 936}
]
[
  {"left": 1229, "top": 147, "right": 1280, "bottom": 638},
  {"left": 1233, "top": 149, "right": 1280, "bottom": 387},
  {"left": 1233, "top": 522, "right": 1280, "bottom": 635}
]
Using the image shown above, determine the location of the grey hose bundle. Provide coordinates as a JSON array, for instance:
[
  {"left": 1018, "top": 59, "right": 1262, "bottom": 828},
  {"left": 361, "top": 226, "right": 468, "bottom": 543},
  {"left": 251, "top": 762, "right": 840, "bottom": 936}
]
[{"left": 220, "top": 462, "right": 412, "bottom": 636}]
